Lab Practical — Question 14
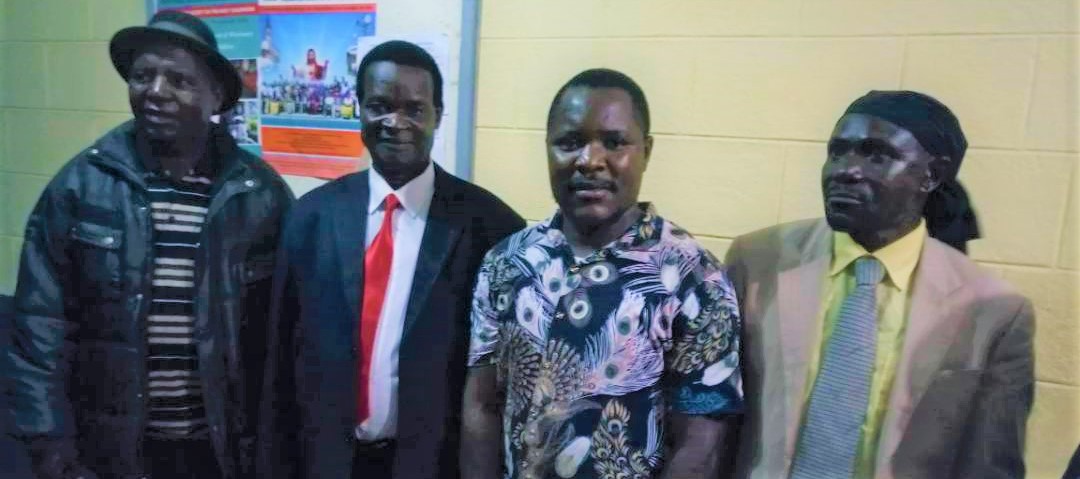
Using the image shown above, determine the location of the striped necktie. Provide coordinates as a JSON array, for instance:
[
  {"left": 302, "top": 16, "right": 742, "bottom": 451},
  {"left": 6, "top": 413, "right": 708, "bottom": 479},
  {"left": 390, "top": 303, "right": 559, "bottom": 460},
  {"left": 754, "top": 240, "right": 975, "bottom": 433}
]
[{"left": 790, "top": 256, "right": 885, "bottom": 479}]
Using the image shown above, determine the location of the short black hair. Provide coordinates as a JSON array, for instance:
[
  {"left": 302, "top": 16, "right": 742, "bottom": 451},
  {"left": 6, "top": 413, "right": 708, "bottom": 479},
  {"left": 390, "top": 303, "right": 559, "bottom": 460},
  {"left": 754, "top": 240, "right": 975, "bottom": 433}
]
[
  {"left": 356, "top": 40, "right": 443, "bottom": 110},
  {"left": 546, "top": 68, "right": 650, "bottom": 136}
]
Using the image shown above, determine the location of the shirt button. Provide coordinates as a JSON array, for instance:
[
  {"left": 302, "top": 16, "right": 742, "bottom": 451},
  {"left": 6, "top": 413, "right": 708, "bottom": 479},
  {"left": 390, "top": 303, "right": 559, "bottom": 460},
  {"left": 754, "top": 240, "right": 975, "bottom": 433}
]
[
  {"left": 244, "top": 179, "right": 256, "bottom": 188},
  {"left": 102, "top": 237, "right": 115, "bottom": 245},
  {"left": 89, "top": 148, "right": 99, "bottom": 155},
  {"left": 135, "top": 294, "right": 144, "bottom": 300}
]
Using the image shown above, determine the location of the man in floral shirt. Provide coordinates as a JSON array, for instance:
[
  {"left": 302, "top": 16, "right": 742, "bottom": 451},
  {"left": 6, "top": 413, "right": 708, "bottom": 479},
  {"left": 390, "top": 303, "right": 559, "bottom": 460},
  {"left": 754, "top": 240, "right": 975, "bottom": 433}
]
[{"left": 461, "top": 68, "right": 743, "bottom": 479}]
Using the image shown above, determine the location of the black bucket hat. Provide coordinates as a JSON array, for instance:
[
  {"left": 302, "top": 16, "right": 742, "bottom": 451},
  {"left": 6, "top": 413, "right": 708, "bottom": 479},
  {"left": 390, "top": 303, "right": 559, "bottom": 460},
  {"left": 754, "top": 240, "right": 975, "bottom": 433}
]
[{"left": 110, "top": 10, "right": 241, "bottom": 112}]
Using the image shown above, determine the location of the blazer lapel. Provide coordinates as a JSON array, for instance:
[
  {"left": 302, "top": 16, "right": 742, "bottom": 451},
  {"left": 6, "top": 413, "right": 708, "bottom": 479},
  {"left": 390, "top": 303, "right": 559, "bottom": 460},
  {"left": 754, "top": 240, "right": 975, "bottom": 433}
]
[
  {"left": 777, "top": 220, "right": 832, "bottom": 463},
  {"left": 401, "top": 168, "right": 463, "bottom": 340},
  {"left": 335, "top": 172, "right": 370, "bottom": 342},
  {"left": 874, "top": 239, "right": 965, "bottom": 478}
]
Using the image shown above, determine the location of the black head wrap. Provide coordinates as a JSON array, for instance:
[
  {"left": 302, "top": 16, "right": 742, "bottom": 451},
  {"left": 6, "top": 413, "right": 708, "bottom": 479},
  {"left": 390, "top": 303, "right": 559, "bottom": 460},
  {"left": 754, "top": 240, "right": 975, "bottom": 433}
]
[{"left": 843, "top": 90, "right": 980, "bottom": 253}]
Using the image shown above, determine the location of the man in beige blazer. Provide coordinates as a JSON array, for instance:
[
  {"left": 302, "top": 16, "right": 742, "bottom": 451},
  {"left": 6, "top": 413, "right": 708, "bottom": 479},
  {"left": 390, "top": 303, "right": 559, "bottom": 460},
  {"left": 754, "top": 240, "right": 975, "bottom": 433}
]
[{"left": 726, "top": 91, "right": 1034, "bottom": 479}]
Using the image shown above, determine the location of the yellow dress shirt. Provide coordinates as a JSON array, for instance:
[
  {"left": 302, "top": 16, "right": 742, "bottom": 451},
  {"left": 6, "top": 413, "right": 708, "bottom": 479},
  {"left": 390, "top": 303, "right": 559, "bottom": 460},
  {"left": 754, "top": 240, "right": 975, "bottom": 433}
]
[{"left": 800, "top": 221, "right": 926, "bottom": 478}]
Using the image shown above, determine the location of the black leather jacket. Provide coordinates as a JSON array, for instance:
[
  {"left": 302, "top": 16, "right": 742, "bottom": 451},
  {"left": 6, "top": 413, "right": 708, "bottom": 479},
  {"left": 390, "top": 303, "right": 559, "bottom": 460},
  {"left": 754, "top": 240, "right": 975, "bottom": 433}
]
[{"left": 3, "top": 121, "right": 293, "bottom": 479}]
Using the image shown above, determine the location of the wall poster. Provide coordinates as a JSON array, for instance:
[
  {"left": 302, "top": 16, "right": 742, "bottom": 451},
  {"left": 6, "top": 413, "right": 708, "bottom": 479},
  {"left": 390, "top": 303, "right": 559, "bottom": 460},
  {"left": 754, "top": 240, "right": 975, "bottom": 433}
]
[{"left": 150, "top": 0, "right": 378, "bottom": 179}]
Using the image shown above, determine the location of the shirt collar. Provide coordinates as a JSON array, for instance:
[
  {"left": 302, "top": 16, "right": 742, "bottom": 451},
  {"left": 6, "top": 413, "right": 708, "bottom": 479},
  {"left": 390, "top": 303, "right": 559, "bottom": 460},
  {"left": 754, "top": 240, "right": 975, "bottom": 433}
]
[
  {"left": 134, "top": 123, "right": 225, "bottom": 180},
  {"left": 545, "top": 202, "right": 661, "bottom": 250},
  {"left": 367, "top": 161, "right": 436, "bottom": 219},
  {"left": 830, "top": 220, "right": 926, "bottom": 291}
]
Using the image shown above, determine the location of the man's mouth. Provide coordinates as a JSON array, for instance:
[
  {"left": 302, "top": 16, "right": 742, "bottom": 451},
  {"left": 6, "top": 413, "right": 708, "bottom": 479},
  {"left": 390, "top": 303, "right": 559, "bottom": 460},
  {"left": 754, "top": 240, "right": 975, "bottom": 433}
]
[
  {"left": 142, "top": 110, "right": 176, "bottom": 125},
  {"left": 826, "top": 195, "right": 863, "bottom": 206},
  {"left": 378, "top": 136, "right": 413, "bottom": 145},
  {"left": 825, "top": 185, "right": 868, "bottom": 206},
  {"left": 569, "top": 180, "right": 614, "bottom": 201},
  {"left": 378, "top": 141, "right": 413, "bottom": 153}
]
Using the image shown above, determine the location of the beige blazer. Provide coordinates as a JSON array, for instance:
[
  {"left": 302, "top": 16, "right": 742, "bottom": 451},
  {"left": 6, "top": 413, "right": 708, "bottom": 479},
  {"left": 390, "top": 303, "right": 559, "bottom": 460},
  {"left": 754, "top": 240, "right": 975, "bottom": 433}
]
[{"left": 725, "top": 219, "right": 1035, "bottom": 479}]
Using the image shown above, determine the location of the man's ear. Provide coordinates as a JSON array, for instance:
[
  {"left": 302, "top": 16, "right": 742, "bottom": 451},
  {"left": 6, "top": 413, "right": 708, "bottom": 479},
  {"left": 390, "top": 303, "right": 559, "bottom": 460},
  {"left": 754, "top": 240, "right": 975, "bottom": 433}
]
[
  {"left": 212, "top": 84, "right": 226, "bottom": 113},
  {"left": 923, "top": 155, "right": 950, "bottom": 193},
  {"left": 434, "top": 106, "right": 444, "bottom": 129},
  {"left": 643, "top": 135, "right": 654, "bottom": 168}
]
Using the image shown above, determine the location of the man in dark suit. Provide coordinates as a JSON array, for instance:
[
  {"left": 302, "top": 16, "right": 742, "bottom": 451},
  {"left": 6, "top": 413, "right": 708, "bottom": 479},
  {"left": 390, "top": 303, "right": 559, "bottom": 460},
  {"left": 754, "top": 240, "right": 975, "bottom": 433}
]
[{"left": 257, "top": 41, "right": 525, "bottom": 479}]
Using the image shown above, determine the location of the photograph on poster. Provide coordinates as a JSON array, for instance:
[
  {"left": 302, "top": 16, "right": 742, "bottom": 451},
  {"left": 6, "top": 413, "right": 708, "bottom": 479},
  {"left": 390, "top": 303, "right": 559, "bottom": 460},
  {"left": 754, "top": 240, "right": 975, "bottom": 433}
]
[
  {"left": 227, "top": 100, "right": 261, "bottom": 145},
  {"left": 231, "top": 58, "right": 259, "bottom": 99},
  {"left": 257, "top": 11, "right": 373, "bottom": 124}
]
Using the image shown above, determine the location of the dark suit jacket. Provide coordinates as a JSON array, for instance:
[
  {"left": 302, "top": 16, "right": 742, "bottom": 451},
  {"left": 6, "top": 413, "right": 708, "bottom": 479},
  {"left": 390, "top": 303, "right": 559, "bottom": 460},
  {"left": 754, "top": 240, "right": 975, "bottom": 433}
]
[
  {"left": 726, "top": 219, "right": 1035, "bottom": 479},
  {"left": 257, "top": 166, "right": 524, "bottom": 479},
  {"left": 1066, "top": 444, "right": 1080, "bottom": 479}
]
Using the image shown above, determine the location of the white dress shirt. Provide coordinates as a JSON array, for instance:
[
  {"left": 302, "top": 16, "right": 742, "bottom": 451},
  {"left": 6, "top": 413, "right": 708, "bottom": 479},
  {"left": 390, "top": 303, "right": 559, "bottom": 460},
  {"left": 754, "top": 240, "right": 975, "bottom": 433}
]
[{"left": 356, "top": 162, "right": 434, "bottom": 441}]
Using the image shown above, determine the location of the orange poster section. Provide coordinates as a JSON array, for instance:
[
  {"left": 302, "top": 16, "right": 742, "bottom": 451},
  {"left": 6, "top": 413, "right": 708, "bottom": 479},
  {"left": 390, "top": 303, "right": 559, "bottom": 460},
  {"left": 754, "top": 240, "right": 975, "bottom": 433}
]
[
  {"left": 262, "top": 126, "right": 366, "bottom": 179},
  {"left": 260, "top": 3, "right": 375, "bottom": 14},
  {"left": 265, "top": 153, "right": 365, "bottom": 179},
  {"left": 262, "top": 126, "right": 364, "bottom": 158}
]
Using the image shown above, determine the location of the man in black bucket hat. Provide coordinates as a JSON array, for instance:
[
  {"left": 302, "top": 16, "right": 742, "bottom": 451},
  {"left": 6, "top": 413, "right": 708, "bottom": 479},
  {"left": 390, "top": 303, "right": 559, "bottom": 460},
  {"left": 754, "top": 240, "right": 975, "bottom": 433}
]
[{"left": 4, "top": 10, "right": 292, "bottom": 479}]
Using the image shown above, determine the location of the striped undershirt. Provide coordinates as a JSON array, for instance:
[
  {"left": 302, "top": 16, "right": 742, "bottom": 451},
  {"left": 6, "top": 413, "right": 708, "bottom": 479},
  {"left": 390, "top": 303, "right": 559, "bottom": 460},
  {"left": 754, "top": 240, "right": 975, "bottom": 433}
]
[{"left": 145, "top": 172, "right": 212, "bottom": 439}]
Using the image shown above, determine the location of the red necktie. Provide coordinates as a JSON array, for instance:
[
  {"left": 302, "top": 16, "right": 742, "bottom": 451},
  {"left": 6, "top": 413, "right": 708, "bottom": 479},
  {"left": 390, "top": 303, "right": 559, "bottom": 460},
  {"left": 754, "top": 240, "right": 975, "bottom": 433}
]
[{"left": 357, "top": 193, "right": 399, "bottom": 423}]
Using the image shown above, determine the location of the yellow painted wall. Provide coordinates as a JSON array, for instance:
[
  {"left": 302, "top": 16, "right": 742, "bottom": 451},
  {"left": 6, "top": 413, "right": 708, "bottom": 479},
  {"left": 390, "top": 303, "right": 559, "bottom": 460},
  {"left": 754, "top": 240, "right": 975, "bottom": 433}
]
[
  {"left": 472, "top": 1, "right": 1079, "bottom": 478},
  {"left": 0, "top": 0, "right": 146, "bottom": 294}
]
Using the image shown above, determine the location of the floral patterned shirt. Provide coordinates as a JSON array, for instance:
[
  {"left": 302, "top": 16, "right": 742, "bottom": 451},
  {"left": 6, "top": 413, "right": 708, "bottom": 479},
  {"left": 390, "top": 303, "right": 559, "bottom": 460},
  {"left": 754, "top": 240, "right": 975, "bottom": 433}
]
[{"left": 468, "top": 204, "right": 743, "bottom": 479}]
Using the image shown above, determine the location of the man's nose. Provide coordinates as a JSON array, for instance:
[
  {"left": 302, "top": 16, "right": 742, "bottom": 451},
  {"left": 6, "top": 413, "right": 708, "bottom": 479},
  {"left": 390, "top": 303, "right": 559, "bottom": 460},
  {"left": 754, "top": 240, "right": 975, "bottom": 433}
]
[
  {"left": 148, "top": 74, "right": 168, "bottom": 97},
  {"left": 379, "top": 112, "right": 407, "bottom": 129},
  {"left": 831, "top": 154, "right": 866, "bottom": 182},
  {"left": 575, "top": 141, "right": 606, "bottom": 169}
]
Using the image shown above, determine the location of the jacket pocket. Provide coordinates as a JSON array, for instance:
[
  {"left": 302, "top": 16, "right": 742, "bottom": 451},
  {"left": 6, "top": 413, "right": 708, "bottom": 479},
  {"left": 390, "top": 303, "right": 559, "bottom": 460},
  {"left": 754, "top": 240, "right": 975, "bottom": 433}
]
[{"left": 69, "top": 221, "right": 125, "bottom": 296}]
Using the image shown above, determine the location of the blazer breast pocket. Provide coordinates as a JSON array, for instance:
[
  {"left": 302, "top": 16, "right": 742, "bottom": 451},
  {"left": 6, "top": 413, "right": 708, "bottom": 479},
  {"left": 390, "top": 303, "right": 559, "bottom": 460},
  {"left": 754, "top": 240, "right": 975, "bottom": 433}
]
[{"left": 69, "top": 221, "right": 125, "bottom": 297}]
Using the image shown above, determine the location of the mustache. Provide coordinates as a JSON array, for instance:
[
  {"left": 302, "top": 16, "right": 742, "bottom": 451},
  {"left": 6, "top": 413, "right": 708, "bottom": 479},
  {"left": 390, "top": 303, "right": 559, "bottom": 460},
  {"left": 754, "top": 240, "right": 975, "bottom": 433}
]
[{"left": 568, "top": 177, "right": 615, "bottom": 191}]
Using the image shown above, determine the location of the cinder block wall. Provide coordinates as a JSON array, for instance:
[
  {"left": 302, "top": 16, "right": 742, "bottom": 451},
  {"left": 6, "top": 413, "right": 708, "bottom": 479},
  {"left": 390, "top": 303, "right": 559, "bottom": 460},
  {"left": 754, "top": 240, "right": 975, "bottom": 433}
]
[
  {"left": 471, "top": 1, "right": 1079, "bottom": 477},
  {"left": 0, "top": 0, "right": 144, "bottom": 294}
]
